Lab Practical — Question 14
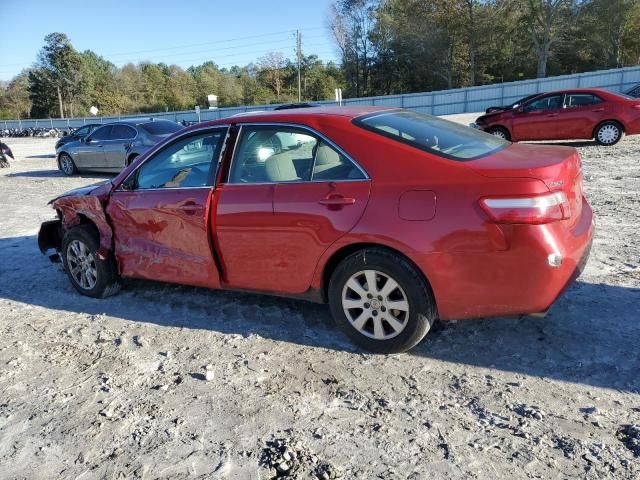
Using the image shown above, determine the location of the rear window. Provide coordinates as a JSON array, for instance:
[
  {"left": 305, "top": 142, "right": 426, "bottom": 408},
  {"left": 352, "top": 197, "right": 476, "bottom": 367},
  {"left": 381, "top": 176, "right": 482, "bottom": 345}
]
[
  {"left": 139, "top": 121, "right": 183, "bottom": 135},
  {"left": 354, "top": 110, "right": 507, "bottom": 161}
]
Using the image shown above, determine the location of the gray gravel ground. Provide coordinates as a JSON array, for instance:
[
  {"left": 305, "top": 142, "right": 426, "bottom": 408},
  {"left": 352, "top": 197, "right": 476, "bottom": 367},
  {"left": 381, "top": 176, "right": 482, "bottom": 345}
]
[{"left": 0, "top": 118, "right": 639, "bottom": 479}]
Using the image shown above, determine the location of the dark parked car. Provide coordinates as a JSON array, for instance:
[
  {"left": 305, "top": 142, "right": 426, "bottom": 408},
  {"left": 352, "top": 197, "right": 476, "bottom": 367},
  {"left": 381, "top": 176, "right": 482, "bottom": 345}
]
[
  {"left": 39, "top": 107, "right": 593, "bottom": 353},
  {"left": 273, "top": 102, "right": 318, "bottom": 110},
  {"left": 55, "top": 124, "right": 101, "bottom": 150},
  {"left": 56, "top": 119, "right": 183, "bottom": 175},
  {"left": 1, "top": 141, "right": 13, "bottom": 160},
  {"left": 485, "top": 93, "right": 543, "bottom": 114},
  {"left": 626, "top": 84, "right": 640, "bottom": 98},
  {"left": 0, "top": 141, "right": 13, "bottom": 167}
]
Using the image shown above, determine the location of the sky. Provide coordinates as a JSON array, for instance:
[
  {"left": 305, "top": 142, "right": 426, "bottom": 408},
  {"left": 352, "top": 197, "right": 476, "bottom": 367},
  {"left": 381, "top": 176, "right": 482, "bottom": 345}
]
[{"left": 0, "top": 0, "right": 339, "bottom": 81}]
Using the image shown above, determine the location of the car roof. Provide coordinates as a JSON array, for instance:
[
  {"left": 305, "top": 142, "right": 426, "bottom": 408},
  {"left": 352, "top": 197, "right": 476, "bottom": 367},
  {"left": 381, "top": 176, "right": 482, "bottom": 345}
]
[
  {"left": 534, "top": 88, "right": 613, "bottom": 96},
  {"left": 100, "top": 118, "right": 178, "bottom": 127},
  {"left": 197, "top": 106, "right": 397, "bottom": 128}
]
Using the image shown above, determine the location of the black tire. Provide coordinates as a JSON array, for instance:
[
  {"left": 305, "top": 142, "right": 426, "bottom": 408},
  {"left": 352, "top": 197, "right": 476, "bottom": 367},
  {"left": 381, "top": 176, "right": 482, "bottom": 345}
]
[
  {"left": 328, "top": 249, "right": 437, "bottom": 353},
  {"left": 594, "top": 121, "right": 623, "bottom": 146},
  {"left": 59, "top": 153, "right": 77, "bottom": 176},
  {"left": 61, "top": 225, "right": 121, "bottom": 298},
  {"left": 487, "top": 126, "right": 511, "bottom": 141}
]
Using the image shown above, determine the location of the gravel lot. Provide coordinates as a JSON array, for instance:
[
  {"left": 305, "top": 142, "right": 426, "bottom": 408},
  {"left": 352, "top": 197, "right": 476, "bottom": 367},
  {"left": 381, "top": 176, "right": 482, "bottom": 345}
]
[{"left": 1, "top": 116, "right": 639, "bottom": 479}]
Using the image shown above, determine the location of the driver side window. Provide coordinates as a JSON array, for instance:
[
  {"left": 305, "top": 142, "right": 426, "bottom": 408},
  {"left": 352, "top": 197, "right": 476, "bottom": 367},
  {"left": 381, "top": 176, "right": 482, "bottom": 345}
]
[
  {"left": 524, "top": 95, "right": 563, "bottom": 112},
  {"left": 132, "top": 130, "right": 225, "bottom": 190}
]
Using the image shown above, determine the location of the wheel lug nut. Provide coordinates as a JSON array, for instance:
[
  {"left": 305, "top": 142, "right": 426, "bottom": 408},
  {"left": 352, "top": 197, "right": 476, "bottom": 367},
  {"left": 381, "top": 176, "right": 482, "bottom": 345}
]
[
  {"left": 381, "top": 307, "right": 386, "bottom": 312},
  {"left": 364, "top": 303, "right": 370, "bottom": 308},
  {"left": 367, "top": 293, "right": 373, "bottom": 299},
  {"left": 372, "top": 310, "right": 378, "bottom": 316},
  {"left": 377, "top": 295, "right": 382, "bottom": 300}
]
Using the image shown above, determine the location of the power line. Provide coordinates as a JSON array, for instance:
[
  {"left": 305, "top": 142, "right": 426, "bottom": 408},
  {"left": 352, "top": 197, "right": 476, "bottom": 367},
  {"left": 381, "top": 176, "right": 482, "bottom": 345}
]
[{"left": 0, "top": 27, "right": 330, "bottom": 69}]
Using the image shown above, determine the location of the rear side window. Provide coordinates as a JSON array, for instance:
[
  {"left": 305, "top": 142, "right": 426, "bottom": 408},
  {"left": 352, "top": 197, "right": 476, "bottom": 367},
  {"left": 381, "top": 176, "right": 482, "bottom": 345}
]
[
  {"left": 312, "top": 141, "right": 365, "bottom": 181},
  {"left": 353, "top": 110, "right": 507, "bottom": 161},
  {"left": 565, "top": 94, "right": 602, "bottom": 108},
  {"left": 89, "top": 125, "right": 112, "bottom": 141},
  {"left": 139, "top": 121, "right": 183, "bottom": 135},
  {"left": 111, "top": 125, "right": 137, "bottom": 139}
]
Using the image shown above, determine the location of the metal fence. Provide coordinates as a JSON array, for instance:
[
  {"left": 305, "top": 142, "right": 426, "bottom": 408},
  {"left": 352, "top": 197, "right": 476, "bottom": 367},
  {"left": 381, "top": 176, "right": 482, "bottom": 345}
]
[{"left": 3, "top": 65, "right": 640, "bottom": 130}]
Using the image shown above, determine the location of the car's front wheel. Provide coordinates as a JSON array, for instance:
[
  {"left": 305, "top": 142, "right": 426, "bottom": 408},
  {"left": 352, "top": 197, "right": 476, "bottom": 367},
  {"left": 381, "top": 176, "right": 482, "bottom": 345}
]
[
  {"left": 594, "top": 121, "right": 623, "bottom": 146},
  {"left": 328, "top": 249, "right": 436, "bottom": 353},
  {"left": 59, "top": 153, "right": 77, "bottom": 176},
  {"left": 61, "top": 225, "right": 121, "bottom": 298},
  {"left": 487, "top": 126, "right": 511, "bottom": 141}
]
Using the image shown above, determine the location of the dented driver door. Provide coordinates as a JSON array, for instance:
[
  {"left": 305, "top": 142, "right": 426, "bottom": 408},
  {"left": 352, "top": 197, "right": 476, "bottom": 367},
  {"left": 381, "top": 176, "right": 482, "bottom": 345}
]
[{"left": 106, "top": 128, "right": 228, "bottom": 288}]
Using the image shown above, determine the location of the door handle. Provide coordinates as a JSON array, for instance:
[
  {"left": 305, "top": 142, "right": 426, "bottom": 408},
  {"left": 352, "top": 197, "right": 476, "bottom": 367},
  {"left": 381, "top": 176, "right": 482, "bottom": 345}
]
[
  {"left": 319, "top": 195, "right": 356, "bottom": 206},
  {"left": 546, "top": 113, "right": 559, "bottom": 117},
  {"left": 179, "top": 201, "right": 200, "bottom": 215},
  {"left": 592, "top": 108, "right": 605, "bottom": 112}
]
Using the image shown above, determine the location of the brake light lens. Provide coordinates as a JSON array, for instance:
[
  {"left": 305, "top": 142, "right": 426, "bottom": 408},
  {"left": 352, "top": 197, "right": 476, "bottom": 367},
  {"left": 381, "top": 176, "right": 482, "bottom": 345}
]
[{"left": 480, "top": 192, "right": 571, "bottom": 224}]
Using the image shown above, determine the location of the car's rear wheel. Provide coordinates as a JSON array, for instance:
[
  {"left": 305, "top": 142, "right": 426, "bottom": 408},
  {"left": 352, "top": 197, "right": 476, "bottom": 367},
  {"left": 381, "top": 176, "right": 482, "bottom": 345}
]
[
  {"left": 61, "top": 225, "right": 121, "bottom": 298},
  {"left": 594, "top": 121, "right": 623, "bottom": 146},
  {"left": 328, "top": 249, "right": 436, "bottom": 353},
  {"left": 59, "top": 153, "right": 77, "bottom": 176},
  {"left": 487, "top": 126, "right": 511, "bottom": 141}
]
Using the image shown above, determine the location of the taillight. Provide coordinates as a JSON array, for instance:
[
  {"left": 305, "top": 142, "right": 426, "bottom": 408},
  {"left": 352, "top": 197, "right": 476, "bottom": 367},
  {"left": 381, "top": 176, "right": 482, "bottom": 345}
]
[{"left": 480, "top": 192, "right": 571, "bottom": 224}]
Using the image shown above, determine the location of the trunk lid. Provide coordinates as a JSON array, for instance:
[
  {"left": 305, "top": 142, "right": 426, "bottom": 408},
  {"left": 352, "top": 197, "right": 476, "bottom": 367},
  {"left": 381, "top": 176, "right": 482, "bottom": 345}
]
[{"left": 469, "top": 143, "right": 584, "bottom": 227}]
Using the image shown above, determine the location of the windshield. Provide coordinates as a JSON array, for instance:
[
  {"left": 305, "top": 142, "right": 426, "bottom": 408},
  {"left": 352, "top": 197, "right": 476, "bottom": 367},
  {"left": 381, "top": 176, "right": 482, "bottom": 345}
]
[
  {"left": 139, "top": 121, "right": 183, "bottom": 136},
  {"left": 511, "top": 94, "right": 541, "bottom": 108},
  {"left": 354, "top": 110, "right": 508, "bottom": 161}
]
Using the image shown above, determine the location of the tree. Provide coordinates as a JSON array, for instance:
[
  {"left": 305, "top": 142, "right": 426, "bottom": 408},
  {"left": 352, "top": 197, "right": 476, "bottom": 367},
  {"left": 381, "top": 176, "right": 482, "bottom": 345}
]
[
  {"left": 329, "top": 0, "right": 378, "bottom": 97},
  {"left": 257, "top": 52, "right": 288, "bottom": 99},
  {"left": 0, "top": 72, "right": 32, "bottom": 119},
  {"left": 29, "top": 32, "right": 84, "bottom": 118},
  {"left": 523, "top": 0, "right": 573, "bottom": 78}
]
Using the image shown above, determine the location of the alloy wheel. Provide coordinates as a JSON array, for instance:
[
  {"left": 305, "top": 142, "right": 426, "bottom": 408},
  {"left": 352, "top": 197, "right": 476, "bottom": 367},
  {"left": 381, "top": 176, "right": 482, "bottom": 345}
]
[
  {"left": 341, "top": 269, "right": 410, "bottom": 340},
  {"left": 60, "top": 155, "right": 74, "bottom": 175},
  {"left": 66, "top": 240, "right": 98, "bottom": 290}
]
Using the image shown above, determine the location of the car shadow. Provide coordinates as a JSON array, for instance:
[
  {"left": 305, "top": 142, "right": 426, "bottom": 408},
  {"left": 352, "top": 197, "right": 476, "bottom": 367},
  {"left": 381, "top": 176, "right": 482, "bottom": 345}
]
[
  {"left": 1, "top": 234, "right": 638, "bottom": 392},
  {"left": 6, "top": 169, "right": 115, "bottom": 179},
  {"left": 525, "top": 140, "right": 599, "bottom": 148},
  {"left": 27, "top": 154, "right": 56, "bottom": 159}
]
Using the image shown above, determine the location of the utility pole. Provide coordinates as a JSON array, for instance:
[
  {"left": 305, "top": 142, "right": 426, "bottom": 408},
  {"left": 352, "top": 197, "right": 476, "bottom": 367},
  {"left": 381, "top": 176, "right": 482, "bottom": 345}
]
[{"left": 296, "top": 30, "right": 302, "bottom": 103}]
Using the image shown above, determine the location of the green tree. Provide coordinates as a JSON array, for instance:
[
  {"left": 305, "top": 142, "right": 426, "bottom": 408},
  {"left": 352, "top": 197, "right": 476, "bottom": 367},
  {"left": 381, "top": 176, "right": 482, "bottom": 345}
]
[{"left": 29, "top": 32, "right": 83, "bottom": 118}]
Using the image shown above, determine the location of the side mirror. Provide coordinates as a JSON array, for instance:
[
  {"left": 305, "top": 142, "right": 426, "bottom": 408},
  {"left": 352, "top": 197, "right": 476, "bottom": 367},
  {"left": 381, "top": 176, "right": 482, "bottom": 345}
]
[{"left": 517, "top": 106, "right": 525, "bottom": 114}]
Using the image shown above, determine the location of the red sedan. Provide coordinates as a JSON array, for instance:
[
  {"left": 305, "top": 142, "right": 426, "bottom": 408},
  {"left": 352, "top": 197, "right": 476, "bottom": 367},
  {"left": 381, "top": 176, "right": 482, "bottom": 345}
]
[
  {"left": 38, "top": 107, "right": 594, "bottom": 353},
  {"left": 474, "top": 88, "right": 640, "bottom": 145}
]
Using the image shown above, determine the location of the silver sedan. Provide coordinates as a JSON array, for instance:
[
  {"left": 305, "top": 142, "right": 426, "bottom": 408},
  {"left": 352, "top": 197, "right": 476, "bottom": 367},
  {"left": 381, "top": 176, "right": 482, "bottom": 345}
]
[{"left": 56, "top": 119, "right": 183, "bottom": 175}]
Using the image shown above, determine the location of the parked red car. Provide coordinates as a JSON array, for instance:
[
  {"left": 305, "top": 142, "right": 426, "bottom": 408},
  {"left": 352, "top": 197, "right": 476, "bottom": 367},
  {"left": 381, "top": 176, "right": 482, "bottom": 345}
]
[
  {"left": 38, "top": 107, "right": 594, "bottom": 353},
  {"left": 474, "top": 88, "right": 640, "bottom": 145}
]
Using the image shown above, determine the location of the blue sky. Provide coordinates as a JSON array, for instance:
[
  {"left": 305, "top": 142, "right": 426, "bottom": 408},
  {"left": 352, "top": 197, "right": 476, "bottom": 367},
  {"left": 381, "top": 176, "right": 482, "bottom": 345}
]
[{"left": 0, "top": 0, "right": 339, "bottom": 81}]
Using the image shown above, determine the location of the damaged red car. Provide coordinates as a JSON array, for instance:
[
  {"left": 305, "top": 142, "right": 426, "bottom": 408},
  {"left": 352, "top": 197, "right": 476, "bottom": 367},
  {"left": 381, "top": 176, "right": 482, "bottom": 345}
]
[{"left": 38, "top": 107, "right": 594, "bottom": 353}]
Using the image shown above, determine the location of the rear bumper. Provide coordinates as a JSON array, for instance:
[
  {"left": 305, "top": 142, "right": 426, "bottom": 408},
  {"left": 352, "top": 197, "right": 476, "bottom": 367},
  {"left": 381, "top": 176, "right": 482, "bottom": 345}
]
[{"left": 423, "top": 198, "right": 595, "bottom": 320}]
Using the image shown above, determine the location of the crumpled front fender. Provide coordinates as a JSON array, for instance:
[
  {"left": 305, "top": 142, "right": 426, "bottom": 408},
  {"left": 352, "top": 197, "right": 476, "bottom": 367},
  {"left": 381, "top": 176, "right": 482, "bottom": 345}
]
[{"left": 52, "top": 194, "right": 114, "bottom": 259}]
